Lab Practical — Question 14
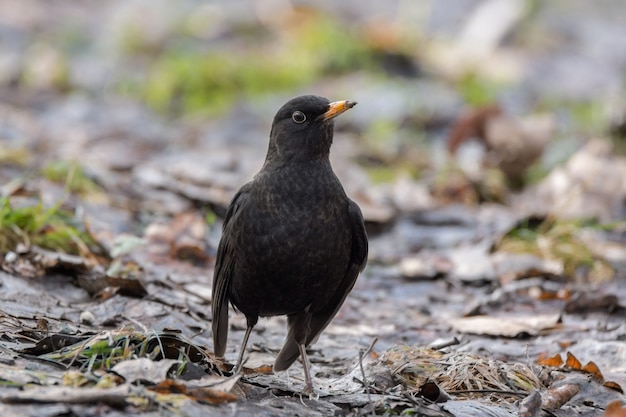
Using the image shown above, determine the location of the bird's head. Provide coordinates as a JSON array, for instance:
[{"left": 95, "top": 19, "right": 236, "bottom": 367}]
[{"left": 266, "top": 95, "right": 356, "bottom": 164}]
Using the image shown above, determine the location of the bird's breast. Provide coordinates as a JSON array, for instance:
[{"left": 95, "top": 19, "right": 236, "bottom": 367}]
[{"left": 229, "top": 168, "right": 352, "bottom": 316}]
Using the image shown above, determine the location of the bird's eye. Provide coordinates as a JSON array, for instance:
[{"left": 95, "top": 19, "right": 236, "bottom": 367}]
[{"left": 292, "top": 111, "right": 306, "bottom": 124}]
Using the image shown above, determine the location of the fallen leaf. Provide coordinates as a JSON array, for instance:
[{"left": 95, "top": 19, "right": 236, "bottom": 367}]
[
  {"left": 605, "top": 400, "right": 626, "bottom": 417},
  {"left": 582, "top": 361, "right": 604, "bottom": 382},
  {"left": 557, "top": 341, "right": 573, "bottom": 349},
  {"left": 447, "top": 104, "right": 502, "bottom": 155},
  {"left": 565, "top": 351, "right": 582, "bottom": 370},
  {"left": 564, "top": 293, "right": 620, "bottom": 314},
  {"left": 450, "top": 313, "right": 561, "bottom": 337},
  {"left": 188, "top": 387, "right": 237, "bottom": 404},
  {"left": 148, "top": 378, "right": 238, "bottom": 405},
  {"left": 111, "top": 358, "right": 179, "bottom": 384},
  {"left": 541, "top": 384, "right": 580, "bottom": 410},
  {"left": 537, "top": 353, "right": 563, "bottom": 367},
  {"left": 603, "top": 381, "right": 624, "bottom": 394},
  {"left": 246, "top": 364, "right": 273, "bottom": 375},
  {"left": 148, "top": 379, "right": 188, "bottom": 394},
  {"left": 184, "top": 374, "right": 241, "bottom": 393}
]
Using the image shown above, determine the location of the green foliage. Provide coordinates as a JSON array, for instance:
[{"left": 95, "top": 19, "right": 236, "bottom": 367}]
[
  {"left": 293, "top": 14, "right": 373, "bottom": 74},
  {"left": 567, "top": 100, "right": 607, "bottom": 135},
  {"left": 456, "top": 72, "right": 505, "bottom": 107},
  {"left": 42, "top": 160, "right": 101, "bottom": 195},
  {"left": 365, "top": 166, "right": 399, "bottom": 184},
  {"left": 0, "top": 197, "right": 102, "bottom": 256},
  {"left": 498, "top": 217, "right": 619, "bottom": 281},
  {"left": 41, "top": 331, "right": 208, "bottom": 373},
  {"left": 140, "top": 49, "right": 316, "bottom": 115},
  {"left": 129, "top": 13, "right": 377, "bottom": 116},
  {"left": 205, "top": 210, "right": 216, "bottom": 226}
]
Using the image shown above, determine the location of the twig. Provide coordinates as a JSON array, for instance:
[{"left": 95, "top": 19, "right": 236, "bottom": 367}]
[
  {"left": 429, "top": 337, "right": 460, "bottom": 351},
  {"left": 448, "top": 388, "right": 526, "bottom": 397},
  {"left": 362, "top": 337, "right": 378, "bottom": 358}
]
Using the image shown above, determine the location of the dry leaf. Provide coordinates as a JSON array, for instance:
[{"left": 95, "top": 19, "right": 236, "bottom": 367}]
[
  {"left": 447, "top": 104, "right": 502, "bottom": 155},
  {"left": 537, "top": 353, "right": 563, "bottom": 367},
  {"left": 246, "top": 365, "right": 273, "bottom": 375},
  {"left": 605, "top": 400, "right": 626, "bottom": 417},
  {"left": 188, "top": 387, "right": 237, "bottom": 404},
  {"left": 111, "top": 358, "right": 179, "bottom": 384},
  {"left": 603, "top": 381, "right": 624, "bottom": 394},
  {"left": 565, "top": 351, "right": 582, "bottom": 370},
  {"left": 148, "top": 379, "right": 188, "bottom": 394},
  {"left": 557, "top": 341, "right": 573, "bottom": 349},
  {"left": 451, "top": 313, "right": 561, "bottom": 337},
  {"left": 541, "top": 384, "right": 580, "bottom": 410},
  {"left": 582, "top": 361, "right": 604, "bottom": 382}
]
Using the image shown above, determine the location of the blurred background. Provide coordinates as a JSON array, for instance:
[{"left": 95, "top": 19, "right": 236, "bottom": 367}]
[
  {"left": 2, "top": 0, "right": 626, "bottom": 274},
  {"left": 2, "top": 0, "right": 625, "bottom": 187},
  {"left": 1, "top": 2, "right": 626, "bottom": 413},
  {"left": 2, "top": 0, "right": 626, "bottom": 277}
]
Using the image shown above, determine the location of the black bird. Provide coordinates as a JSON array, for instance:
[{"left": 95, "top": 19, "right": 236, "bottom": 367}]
[{"left": 211, "top": 95, "right": 368, "bottom": 393}]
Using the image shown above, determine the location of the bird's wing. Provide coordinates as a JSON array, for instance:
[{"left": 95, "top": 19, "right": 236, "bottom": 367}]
[
  {"left": 212, "top": 184, "right": 251, "bottom": 357},
  {"left": 274, "top": 199, "right": 368, "bottom": 371}
]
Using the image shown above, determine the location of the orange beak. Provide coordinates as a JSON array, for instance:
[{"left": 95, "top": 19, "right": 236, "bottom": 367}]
[{"left": 318, "top": 100, "right": 357, "bottom": 121}]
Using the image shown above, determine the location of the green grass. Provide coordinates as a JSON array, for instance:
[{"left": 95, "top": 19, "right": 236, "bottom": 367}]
[
  {"left": 0, "top": 197, "right": 104, "bottom": 257},
  {"left": 42, "top": 160, "right": 101, "bottom": 195},
  {"left": 456, "top": 72, "right": 507, "bottom": 107},
  {"left": 497, "top": 217, "right": 620, "bottom": 282},
  {"left": 125, "top": 12, "right": 383, "bottom": 116}
]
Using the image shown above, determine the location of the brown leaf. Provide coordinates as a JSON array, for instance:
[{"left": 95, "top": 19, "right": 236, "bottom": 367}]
[
  {"left": 603, "top": 381, "right": 624, "bottom": 394},
  {"left": 537, "top": 353, "right": 563, "bottom": 367},
  {"left": 245, "top": 365, "right": 273, "bottom": 375},
  {"left": 557, "top": 341, "right": 573, "bottom": 349},
  {"left": 447, "top": 104, "right": 502, "bottom": 154},
  {"left": 565, "top": 351, "right": 582, "bottom": 370},
  {"left": 188, "top": 387, "right": 237, "bottom": 405},
  {"left": 541, "top": 384, "right": 580, "bottom": 410},
  {"left": 605, "top": 400, "right": 626, "bottom": 417},
  {"left": 582, "top": 360, "right": 604, "bottom": 382},
  {"left": 564, "top": 293, "right": 620, "bottom": 314},
  {"left": 148, "top": 379, "right": 188, "bottom": 394}
]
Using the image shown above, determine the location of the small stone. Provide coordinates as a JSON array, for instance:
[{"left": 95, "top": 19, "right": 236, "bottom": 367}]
[{"left": 80, "top": 311, "right": 96, "bottom": 325}]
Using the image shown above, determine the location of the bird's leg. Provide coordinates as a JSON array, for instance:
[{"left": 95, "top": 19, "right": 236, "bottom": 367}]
[
  {"left": 298, "top": 343, "right": 317, "bottom": 397},
  {"left": 234, "top": 325, "right": 253, "bottom": 374}
]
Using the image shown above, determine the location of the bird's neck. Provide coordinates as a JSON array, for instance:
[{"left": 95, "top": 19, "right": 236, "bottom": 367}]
[{"left": 261, "top": 154, "right": 332, "bottom": 174}]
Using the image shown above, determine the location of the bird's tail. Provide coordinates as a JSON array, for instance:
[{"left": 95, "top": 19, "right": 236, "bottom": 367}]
[{"left": 274, "top": 335, "right": 300, "bottom": 371}]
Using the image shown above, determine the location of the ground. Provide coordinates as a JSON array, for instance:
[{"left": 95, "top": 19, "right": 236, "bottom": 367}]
[{"left": 1, "top": 1, "right": 626, "bottom": 416}]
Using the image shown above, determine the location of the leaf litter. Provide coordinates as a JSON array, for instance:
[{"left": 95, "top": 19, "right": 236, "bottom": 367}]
[{"left": 2, "top": 1, "right": 626, "bottom": 416}]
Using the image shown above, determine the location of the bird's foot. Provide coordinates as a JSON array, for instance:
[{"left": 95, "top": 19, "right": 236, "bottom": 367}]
[{"left": 302, "top": 384, "right": 319, "bottom": 400}]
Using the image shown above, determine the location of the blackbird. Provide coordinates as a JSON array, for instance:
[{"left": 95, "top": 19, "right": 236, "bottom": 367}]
[{"left": 211, "top": 95, "right": 368, "bottom": 393}]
